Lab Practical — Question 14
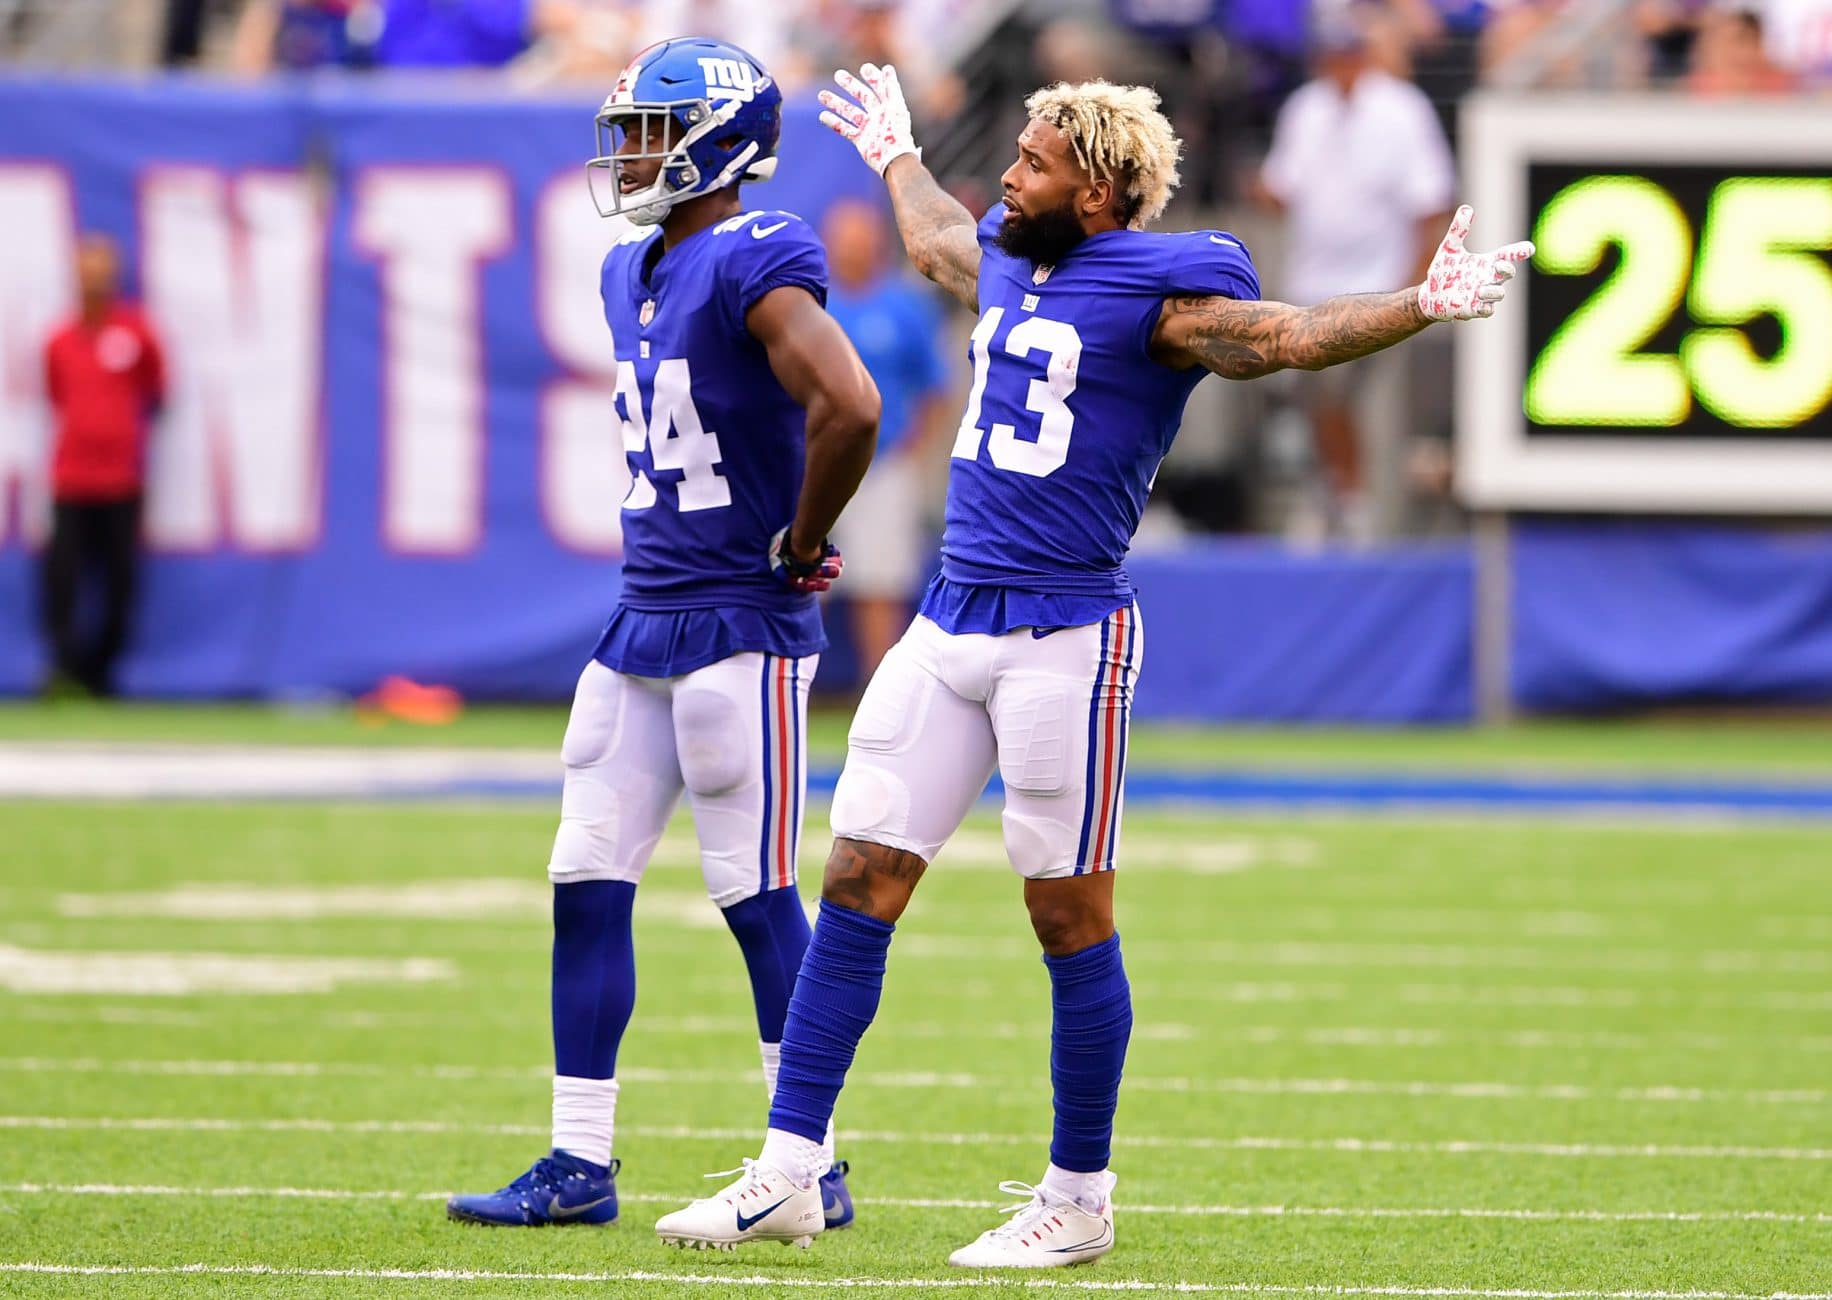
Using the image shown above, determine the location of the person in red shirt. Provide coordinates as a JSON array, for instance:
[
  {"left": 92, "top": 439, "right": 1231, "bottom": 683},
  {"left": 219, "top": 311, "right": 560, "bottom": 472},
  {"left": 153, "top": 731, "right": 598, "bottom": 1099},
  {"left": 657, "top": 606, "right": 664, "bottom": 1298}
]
[{"left": 41, "top": 234, "right": 165, "bottom": 696}]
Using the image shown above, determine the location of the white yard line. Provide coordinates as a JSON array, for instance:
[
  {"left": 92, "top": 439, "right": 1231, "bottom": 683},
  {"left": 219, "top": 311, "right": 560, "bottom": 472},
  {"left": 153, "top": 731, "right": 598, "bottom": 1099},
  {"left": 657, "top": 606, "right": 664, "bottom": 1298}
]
[
  {"left": 889, "top": 935, "right": 1832, "bottom": 977},
  {"left": 0, "top": 1056, "right": 1819, "bottom": 1106},
  {"left": 2, "top": 1116, "right": 1824, "bottom": 1162},
  {"left": 0, "top": 1262, "right": 1825, "bottom": 1298},
  {"left": 0, "top": 1182, "right": 1825, "bottom": 1227},
  {"left": 15, "top": 1004, "right": 1821, "bottom": 1054}
]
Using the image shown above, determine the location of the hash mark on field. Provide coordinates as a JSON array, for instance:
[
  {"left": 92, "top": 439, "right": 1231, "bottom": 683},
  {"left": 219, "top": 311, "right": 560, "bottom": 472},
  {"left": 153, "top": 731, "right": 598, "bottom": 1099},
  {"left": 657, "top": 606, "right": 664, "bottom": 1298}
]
[
  {"left": 4, "top": 1117, "right": 1826, "bottom": 1162},
  {"left": 0, "top": 946, "right": 453, "bottom": 995},
  {"left": 2, "top": 1182, "right": 1827, "bottom": 1227},
  {"left": 2, "top": 1262, "right": 1828, "bottom": 1298},
  {"left": 2, "top": 1057, "right": 1820, "bottom": 1106},
  {"left": 55, "top": 879, "right": 551, "bottom": 922}
]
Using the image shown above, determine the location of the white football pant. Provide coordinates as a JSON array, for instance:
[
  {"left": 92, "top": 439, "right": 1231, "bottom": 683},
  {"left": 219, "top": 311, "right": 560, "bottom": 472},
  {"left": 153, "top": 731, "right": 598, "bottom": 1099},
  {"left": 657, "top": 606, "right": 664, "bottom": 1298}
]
[
  {"left": 830, "top": 607, "right": 1142, "bottom": 877},
  {"left": 548, "top": 653, "right": 816, "bottom": 905}
]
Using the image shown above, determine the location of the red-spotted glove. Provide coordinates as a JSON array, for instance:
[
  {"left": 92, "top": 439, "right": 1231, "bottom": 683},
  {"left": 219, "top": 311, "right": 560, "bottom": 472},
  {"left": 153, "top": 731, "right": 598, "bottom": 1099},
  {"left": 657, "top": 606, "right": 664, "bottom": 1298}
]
[
  {"left": 817, "top": 62, "right": 919, "bottom": 176},
  {"left": 770, "top": 527, "right": 844, "bottom": 594},
  {"left": 1417, "top": 205, "right": 1536, "bottom": 321}
]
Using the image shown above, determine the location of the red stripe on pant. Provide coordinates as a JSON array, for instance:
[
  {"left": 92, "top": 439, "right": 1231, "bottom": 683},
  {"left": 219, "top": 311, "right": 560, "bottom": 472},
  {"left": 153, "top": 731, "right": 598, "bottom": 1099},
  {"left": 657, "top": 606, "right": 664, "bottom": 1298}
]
[
  {"left": 1092, "top": 607, "right": 1126, "bottom": 869},
  {"left": 774, "top": 657, "right": 793, "bottom": 889}
]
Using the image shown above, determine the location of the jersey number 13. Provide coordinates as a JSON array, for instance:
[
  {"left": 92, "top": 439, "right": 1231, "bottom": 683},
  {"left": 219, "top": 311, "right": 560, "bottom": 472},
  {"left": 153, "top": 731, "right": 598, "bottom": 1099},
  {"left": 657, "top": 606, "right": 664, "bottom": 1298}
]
[{"left": 952, "top": 307, "right": 1084, "bottom": 478}]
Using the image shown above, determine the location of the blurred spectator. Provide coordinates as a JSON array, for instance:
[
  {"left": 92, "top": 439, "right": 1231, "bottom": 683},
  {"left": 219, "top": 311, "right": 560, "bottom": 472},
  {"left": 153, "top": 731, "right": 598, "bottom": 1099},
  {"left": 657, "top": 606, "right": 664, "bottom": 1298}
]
[
  {"left": 1635, "top": 0, "right": 1710, "bottom": 81},
  {"left": 621, "top": 0, "right": 802, "bottom": 81},
  {"left": 1255, "top": 14, "right": 1454, "bottom": 541},
  {"left": 368, "top": 0, "right": 579, "bottom": 68},
  {"left": 1757, "top": 0, "right": 1832, "bottom": 84},
  {"left": 788, "top": 0, "right": 962, "bottom": 118},
  {"left": 1689, "top": 4, "right": 1796, "bottom": 93},
  {"left": 1479, "top": 0, "right": 1577, "bottom": 80},
  {"left": 821, "top": 198, "right": 954, "bottom": 677},
  {"left": 231, "top": 0, "right": 368, "bottom": 73},
  {"left": 40, "top": 235, "right": 165, "bottom": 697}
]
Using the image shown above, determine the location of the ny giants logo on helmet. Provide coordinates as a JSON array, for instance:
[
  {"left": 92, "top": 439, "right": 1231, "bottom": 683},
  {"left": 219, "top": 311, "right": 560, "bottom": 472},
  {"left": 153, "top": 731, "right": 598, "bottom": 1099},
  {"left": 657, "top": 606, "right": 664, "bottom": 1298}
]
[{"left": 698, "top": 57, "right": 761, "bottom": 104}]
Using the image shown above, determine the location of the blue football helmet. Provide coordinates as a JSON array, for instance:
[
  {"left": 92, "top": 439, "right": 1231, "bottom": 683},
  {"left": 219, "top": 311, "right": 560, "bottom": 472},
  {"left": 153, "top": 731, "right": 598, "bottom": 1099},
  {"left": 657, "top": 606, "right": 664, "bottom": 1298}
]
[{"left": 587, "top": 37, "right": 782, "bottom": 227}]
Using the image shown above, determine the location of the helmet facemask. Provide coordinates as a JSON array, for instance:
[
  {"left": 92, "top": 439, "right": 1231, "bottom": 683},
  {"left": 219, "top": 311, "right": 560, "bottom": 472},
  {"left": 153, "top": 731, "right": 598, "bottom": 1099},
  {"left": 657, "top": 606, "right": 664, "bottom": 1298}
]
[{"left": 586, "top": 97, "right": 777, "bottom": 227}]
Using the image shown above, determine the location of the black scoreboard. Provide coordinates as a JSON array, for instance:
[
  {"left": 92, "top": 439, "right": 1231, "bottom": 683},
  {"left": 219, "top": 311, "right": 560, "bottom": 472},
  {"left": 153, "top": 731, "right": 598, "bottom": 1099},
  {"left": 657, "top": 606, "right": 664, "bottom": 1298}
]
[
  {"left": 1525, "top": 165, "right": 1832, "bottom": 439},
  {"left": 1457, "top": 99, "right": 1832, "bottom": 513}
]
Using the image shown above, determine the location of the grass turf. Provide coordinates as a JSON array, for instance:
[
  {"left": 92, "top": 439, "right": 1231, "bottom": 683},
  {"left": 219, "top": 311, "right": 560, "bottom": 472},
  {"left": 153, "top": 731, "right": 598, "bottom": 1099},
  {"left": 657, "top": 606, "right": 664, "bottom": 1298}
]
[
  {"left": 4, "top": 699, "right": 1832, "bottom": 774},
  {"left": 1, "top": 796, "right": 1829, "bottom": 1298}
]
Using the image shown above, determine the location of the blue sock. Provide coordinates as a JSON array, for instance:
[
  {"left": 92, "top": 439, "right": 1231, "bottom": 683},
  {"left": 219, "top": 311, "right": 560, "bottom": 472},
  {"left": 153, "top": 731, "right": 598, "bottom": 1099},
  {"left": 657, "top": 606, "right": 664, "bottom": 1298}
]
[
  {"left": 1045, "top": 933, "right": 1132, "bottom": 1172},
  {"left": 550, "top": 880, "right": 637, "bottom": 1079},
  {"left": 720, "top": 888, "right": 813, "bottom": 1041},
  {"left": 766, "top": 898, "right": 894, "bottom": 1142}
]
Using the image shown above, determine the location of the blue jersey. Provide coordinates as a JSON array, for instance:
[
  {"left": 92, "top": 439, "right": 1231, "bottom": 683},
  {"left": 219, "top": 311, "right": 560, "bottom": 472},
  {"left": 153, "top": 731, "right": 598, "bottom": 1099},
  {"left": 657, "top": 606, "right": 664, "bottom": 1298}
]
[
  {"left": 592, "top": 209, "right": 829, "bottom": 678},
  {"left": 920, "top": 206, "right": 1260, "bottom": 636}
]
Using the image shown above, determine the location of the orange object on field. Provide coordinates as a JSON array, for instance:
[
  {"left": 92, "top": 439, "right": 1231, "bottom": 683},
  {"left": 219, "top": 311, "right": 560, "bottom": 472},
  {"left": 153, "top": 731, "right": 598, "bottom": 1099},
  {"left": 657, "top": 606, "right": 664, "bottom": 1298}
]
[{"left": 356, "top": 675, "right": 463, "bottom": 726}]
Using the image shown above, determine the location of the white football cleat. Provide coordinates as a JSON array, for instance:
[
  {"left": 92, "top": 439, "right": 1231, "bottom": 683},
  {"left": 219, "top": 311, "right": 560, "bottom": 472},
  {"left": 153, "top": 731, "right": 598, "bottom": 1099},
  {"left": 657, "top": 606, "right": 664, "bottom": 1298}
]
[
  {"left": 946, "top": 1179, "right": 1115, "bottom": 1269},
  {"left": 654, "top": 1159, "right": 825, "bottom": 1251}
]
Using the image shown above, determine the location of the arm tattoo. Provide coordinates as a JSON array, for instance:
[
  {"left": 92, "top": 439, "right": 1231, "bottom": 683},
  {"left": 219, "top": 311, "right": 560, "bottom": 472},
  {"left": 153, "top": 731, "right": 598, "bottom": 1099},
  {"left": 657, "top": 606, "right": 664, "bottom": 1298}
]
[
  {"left": 1166, "top": 288, "right": 1430, "bottom": 380},
  {"left": 884, "top": 158, "right": 981, "bottom": 311}
]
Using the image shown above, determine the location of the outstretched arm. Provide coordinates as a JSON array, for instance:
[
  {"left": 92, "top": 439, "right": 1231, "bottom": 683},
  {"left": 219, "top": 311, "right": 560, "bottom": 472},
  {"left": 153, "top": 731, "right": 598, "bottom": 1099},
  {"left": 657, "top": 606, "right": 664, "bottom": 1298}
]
[
  {"left": 747, "top": 286, "right": 881, "bottom": 569},
  {"left": 1155, "top": 290, "right": 1431, "bottom": 380},
  {"left": 819, "top": 64, "right": 981, "bottom": 311},
  {"left": 1154, "top": 206, "right": 1534, "bottom": 380}
]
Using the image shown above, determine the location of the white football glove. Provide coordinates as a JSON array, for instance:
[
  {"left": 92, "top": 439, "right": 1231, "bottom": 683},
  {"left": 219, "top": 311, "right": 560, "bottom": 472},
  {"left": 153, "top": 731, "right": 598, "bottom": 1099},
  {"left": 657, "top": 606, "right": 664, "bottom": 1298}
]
[
  {"left": 817, "top": 62, "right": 919, "bottom": 176},
  {"left": 1417, "top": 205, "right": 1536, "bottom": 321}
]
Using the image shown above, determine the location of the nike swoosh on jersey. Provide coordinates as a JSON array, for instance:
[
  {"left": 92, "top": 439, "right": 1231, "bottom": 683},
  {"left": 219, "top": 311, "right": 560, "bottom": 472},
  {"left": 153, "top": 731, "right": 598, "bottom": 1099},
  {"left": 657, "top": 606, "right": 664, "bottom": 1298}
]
[
  {"left": 751, "top": 220, "right": 790, "bottom": 239},
  {"left": 735, "top": 1195, "right": 793, "bottom": 1230},
  {"left": 1208, "top": 235, "right": 1239, "bottom": 246},
  {"left": 547, "top": 1193, "right": 613, "bottom": 1220}
]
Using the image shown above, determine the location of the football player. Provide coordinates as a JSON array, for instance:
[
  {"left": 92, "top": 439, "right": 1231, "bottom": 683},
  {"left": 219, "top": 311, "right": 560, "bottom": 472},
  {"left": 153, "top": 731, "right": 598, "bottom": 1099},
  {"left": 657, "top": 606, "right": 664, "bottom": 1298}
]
[
  {"left": 654, "top": 69, "right": 1532, "bottom": 1264},
  {"left": 445, "top": 37, "right": 879, "bottom": 1230}
]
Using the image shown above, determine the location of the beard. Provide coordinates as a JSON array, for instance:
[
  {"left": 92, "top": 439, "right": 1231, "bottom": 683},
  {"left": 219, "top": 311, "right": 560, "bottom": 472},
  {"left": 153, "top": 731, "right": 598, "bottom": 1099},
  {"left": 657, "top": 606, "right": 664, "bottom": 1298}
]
[{"left": 992, "top": 199, "right": 1088, "bottom": 268}]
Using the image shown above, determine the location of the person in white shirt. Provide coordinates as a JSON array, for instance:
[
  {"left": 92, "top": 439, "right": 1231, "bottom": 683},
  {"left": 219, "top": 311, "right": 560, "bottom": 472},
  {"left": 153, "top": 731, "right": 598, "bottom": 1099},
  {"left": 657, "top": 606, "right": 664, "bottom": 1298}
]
[
  {"left": 1255, "top": 15, "right": 1455, "bottom": 540},
  {"left": 1759, "top": 0, "right": 1832, "bottom": 83}
]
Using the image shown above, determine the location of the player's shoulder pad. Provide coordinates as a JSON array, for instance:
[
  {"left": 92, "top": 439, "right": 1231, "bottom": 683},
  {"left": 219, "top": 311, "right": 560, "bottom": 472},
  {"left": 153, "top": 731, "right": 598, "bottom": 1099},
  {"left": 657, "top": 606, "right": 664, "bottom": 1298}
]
[
  {"left": 600, "top": 223, "right": 658, "bottom": 278},
  {"left": 714, "top": 210, "right": 828, "bottom": 314},
  {"left": 1160, "top": 229, "right": 1261, "bottom": 302},
  {"left": 711, "top": 209, "right": 817, "bottom": 245}
]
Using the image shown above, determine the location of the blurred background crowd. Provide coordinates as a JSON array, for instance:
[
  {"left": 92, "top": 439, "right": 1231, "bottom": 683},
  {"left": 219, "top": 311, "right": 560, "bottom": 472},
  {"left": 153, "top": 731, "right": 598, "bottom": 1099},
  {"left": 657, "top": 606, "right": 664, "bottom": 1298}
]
[
  {"left": 14, "top": 3, "right": 1830, "bottom": 572},
  {"left": 5, "top": 0, "right": 1830, "bottom": 701}
]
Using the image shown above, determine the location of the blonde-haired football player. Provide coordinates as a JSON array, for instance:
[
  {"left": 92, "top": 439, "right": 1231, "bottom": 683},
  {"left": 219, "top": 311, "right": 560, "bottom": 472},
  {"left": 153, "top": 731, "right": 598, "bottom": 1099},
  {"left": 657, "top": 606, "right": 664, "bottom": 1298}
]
[{"left": 655, "top": 68, "right": 1532, "bottom": 1266}]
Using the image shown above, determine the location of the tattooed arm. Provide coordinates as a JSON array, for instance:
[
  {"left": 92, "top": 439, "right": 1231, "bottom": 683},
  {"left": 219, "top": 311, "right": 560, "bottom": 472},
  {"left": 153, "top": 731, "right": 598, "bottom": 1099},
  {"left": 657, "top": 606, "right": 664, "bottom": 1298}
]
[
  {"left": 1151, "top": 289, "right": 1429, "bottom": 380},
  {"left": 882, "top": 155, "right": 981, "bottom": 310},
  {"left": 1156, "top": 206, "right": 1536, "bottom": 380},
  {"left": 819, "top": 63, "right": 982, "bottom": 310}
]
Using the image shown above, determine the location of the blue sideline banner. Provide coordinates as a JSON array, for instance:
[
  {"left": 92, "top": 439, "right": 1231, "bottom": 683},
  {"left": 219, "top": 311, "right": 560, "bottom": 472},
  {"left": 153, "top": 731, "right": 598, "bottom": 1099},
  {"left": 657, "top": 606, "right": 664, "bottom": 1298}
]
[
  {"left": 0, "top": 76, "right": 881, "bottom": 699},
  {"left": 1513, "top": 522, "right": 1832, "bottom": 713}
]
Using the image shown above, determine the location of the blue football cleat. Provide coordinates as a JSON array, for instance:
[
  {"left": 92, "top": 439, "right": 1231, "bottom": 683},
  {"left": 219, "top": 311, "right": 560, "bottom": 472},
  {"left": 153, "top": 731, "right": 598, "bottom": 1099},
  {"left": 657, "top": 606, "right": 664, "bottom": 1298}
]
[
  {"left": 820, "top": 1159, "right": 855, "bottom": 1229},
  {"left": 446, "top": 1151, "right": 620, "bottom": 1227}
]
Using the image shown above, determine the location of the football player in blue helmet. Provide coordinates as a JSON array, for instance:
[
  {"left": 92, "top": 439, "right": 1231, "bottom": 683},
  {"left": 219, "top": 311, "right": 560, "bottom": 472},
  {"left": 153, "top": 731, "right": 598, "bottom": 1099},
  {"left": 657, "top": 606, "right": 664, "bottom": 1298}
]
[
  {"left": 586, "top": 36, "right": 785, "bottom": 226},
  {"left": 658, "top": 67, "right": 1533, "bottom": 1264},
  {"left": 446, "top": 37, "right": 879, "bottom": 1234}
]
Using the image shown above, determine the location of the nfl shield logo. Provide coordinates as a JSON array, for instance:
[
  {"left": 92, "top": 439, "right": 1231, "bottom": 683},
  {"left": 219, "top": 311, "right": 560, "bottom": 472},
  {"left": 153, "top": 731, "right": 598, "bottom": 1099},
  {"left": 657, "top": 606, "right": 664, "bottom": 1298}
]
[
  {"left": 1032, "top": 264, "right": 1052, "bottom": 286},
  {"left": 639, "top": 300, "right": 656, "bottom": 326}
]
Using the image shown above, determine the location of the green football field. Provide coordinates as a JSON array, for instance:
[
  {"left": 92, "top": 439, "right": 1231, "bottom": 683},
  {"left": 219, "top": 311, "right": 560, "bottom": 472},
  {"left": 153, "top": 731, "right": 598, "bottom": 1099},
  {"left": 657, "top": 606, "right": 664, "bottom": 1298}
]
[{"left": 1, "top": 710, "right": 1829, "bottom": 1297}]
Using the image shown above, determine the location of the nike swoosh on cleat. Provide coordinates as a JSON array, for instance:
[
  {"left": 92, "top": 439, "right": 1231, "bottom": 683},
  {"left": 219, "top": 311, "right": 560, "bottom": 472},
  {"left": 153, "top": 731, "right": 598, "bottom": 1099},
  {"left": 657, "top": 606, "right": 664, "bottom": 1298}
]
[
  {"left": 751, "top": 221, "right": 790, "bottom": 239},
  {"left": 823, "top": 1193, "right": 844, "bottom": 1222},
  {"left": 548, "top": 1194, "right": 613, "bottom": 1220},
  {"left": 735, "top": 1195, "right": 793, "bottom": 1231},
  {"left": 1050, "top": 1227, "right": 1114, "bottom": 1253}
]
